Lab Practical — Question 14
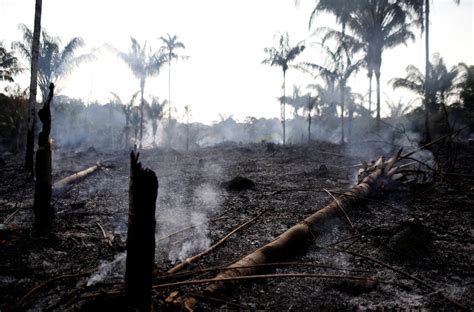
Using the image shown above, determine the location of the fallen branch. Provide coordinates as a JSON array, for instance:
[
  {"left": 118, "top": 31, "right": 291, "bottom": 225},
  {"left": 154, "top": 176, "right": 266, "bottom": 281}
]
[
  {"left": 157, "top": 261, "right": 373, "bottom": 283},
  {"left": 52, "top": 162, "right": 104, "bottom": 195},
  {"left": 154, "top": 273, "right": 384, "bottom": 290},
  {"left": 157, "top": 216, "right": 226, "bottom": 242},
  {"left": 167, "top": 210, "right": 266, "bottom": 274}
]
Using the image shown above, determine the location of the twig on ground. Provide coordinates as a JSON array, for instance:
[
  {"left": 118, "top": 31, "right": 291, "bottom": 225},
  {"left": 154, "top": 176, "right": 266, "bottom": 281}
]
[
  {"left": 16, "top": 270, "right": 93, "bottom": 308},
  {"left": 323, "top": 188, "right": 358, "bottom": 233},
  {"left": 166, "top": 210, "right": 266, "bottom": 274},
  {"left": 153, "top": 273, "right": 385, "bottom": 289}
]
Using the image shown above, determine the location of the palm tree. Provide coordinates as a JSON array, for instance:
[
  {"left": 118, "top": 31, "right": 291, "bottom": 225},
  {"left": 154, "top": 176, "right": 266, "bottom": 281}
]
[
  {"left": 14, "top": 24, "right": 94, "bottom": 101},
  {"left": 391, "top": 53, "right": 464, "bottom": 131},
  {"left": 25, "top": 0, "right": 42, "bottom": 175},
  {"left": 299, "top": 41, "right": 363, "bottom": 144},
  {"left": 344, "top": 0, "right": 415, "bottom": 129},
  {"left": 117, "top": 37, "right": 166, "bottom": 149},
  {"left": 159, "top": 34, "right": 187, "bottom": 123},
  {"left": 262, "top": 32, "right": 305, "bottom": 145},
  {"left": 146, "top": 96, "right": 167, "bottom": 147},
  {"left": 403, "top": 0, "right": 461, "bottom": 140},
  {"left": 0, "top": 42, "right": 21, "bottom": 82},
  {"left": 110, "top": 91, "right": 140, "bottom": 148}
]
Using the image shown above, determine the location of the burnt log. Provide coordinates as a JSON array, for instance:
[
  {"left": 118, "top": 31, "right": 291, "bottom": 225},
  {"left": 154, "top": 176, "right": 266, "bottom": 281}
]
[
  {"left": 203, "top": 152, "right": 404, "bottom": 296},
  {"left": 52, "top": 162, "right": 103, "bottom": 195},
  {"left": 33, "top": 83, "right": 54, "bottom": 233},
  {"left": 125, "top": 151, "right": 158, "bottom": 311}
]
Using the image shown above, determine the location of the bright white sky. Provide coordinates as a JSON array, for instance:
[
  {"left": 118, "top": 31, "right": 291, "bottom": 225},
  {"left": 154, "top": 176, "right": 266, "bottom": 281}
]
[{"left": 1, "top": 0, "right": 473, "bottom": 124}]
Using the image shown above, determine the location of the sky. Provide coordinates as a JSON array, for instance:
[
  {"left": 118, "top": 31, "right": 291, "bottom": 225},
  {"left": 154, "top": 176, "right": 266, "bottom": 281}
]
[{"left": 1, "top": 0, "right": 473, "bottom": 124}]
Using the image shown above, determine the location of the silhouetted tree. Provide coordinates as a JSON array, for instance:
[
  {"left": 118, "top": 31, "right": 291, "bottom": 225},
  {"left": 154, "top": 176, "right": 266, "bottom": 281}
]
[
  {"left": 262, "top": 32, "right": 305, "bottom": 145},
  {"left": 146, "top": 96, "right": 166, "bottom": 147},
  {"left": 0, "top": 42, "right": 21, "bottom": 82},
  {"left": 116, "top": 38, "right": 166, "bottom": 148},
  {"left": 403, "top": 0, "right": 461, "bottom": 140},
  {"left": 321, "top": 0, "right": 415, "bottom": 129},
  {"left": 110, "top": 91, "right": 140, "bottom": 149},
  {"left": 14, "top": 24, "right": 94, "bottom": 100},
  {"left": 158, "top": 34, "right": 187, "bottom": 123},
  {"left": 299, "top": 41, "right": 363, "bottom": 144},
  {"left": 391, "top": 53, "right": 464, "bottom": 131}
]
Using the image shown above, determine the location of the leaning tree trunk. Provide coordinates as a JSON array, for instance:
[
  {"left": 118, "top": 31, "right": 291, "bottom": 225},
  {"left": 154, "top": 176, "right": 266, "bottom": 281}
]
[
  {"left": 126, "top": 151, "right": 158, "bottom": 311},
  {"left": 202, "top": 152, "right": 403, "bottom": 297},
  {"left": 25, "top": 0, "right": 43, "bottom": 175},
  {"left": 33, "top": 83, "right": 54, "bottom": 233}
]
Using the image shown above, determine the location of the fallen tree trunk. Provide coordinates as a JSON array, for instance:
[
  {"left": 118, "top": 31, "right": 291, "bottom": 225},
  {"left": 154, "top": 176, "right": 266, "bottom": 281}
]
[
  {"left": 52, "top": 162, "right": 103, "bottom": 195},
  {"left": 202, "top": 151, "right": 403, "bottom": 296}
]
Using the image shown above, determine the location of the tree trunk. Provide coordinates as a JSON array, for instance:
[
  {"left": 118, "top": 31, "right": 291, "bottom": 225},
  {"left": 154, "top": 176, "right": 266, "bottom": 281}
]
[
  {"left": 340, "top": 82, "right": 345, "bottom": 145},
  {"left": 282, "top": 70, "right": 286, "bottom": 146},
  {"left": 52, "top": 162, "right": 102, "bottom": 195},
  {"left": 186, "top": 123, "right": 190, "bottom": 152},
  {"left": 368, "top": 71, "right": 373, "bottom": 116},
  {"left": 375, "top": 72, "right": 381, "bottom": 130},
  {"left": 348, "top": 105, "right": 353, "bottom": 144},
  {"left": 126, "top": 151, "right": 158, "bottom": 311},
  {"left": 125, "top": 114, "right": 130, "bottom": 149},
  {"left": 33, "top": 83, "right": 54, "bottom": 233},
  {"left": 423, "top": 0, "right": 431, "bottom": 142},
  {"left": 139, "top": 79, "right": 145, "bottom": 149},
  {"left": 168, "top": 58, "right": 172, "bottom": 123},
  {"left": 25, "top": 0, "right": 43, "bottom": 175},
  {"left": 307, "top": 113, "right": 311, "bottom": 144},
  {"left": 203, "top": 154, "right": 401, "bottom": 296}
]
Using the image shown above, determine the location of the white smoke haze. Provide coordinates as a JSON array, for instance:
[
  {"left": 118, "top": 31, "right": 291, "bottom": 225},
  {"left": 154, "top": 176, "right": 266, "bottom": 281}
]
[
  {"left": 86, "top": 252, "right": 126, "bottom": 287},
  {"left": 156, "top": 180, "right": 225, "bottom": 263}
]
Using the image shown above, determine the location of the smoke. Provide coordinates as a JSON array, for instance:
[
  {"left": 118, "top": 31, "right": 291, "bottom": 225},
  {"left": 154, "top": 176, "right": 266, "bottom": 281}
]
[
  {"left": 86, "top": 252, "right": 126, "bottom": 286},
  {"left": 156, "top": 181, "right": 224, "bottom": 263}
]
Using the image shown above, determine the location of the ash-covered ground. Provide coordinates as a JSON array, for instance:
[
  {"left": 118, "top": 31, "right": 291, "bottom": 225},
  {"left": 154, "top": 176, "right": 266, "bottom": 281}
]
[{"left": 0, "top": 141, "right": 473, "bottom": 311}]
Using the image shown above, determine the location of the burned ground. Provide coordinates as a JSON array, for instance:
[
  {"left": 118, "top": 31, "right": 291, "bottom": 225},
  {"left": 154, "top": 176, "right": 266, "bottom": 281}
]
[{"left": 0, "top": 141, "right": 473, "bottom": 311}]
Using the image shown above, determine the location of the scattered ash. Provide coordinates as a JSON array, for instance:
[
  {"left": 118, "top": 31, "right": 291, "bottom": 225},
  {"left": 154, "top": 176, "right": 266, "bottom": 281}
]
[{"left": 0, "top": 142, "right": 472, "bottom": 310}]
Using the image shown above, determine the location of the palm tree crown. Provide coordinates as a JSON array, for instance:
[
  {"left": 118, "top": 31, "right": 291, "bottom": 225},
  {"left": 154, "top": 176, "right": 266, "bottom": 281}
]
[
  {"left": 14, "top": 24, "right": 94, "bottom": 100},
  {"left": 0, "top": 42, "right": 21, "bottom": 82}
]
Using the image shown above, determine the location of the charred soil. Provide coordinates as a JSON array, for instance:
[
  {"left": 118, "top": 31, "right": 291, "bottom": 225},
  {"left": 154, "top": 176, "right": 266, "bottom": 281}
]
[{"left": 0, "top": 141, "right": 473, "bottom": 311}]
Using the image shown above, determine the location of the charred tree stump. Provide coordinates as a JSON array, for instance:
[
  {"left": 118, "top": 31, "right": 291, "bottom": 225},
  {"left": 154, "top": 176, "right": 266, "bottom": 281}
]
[
  {"left": 33, "top": 83, "right": 54, "bottom": 233},
  {"left": 125, "top": 151, "right": 158, "bottom": 311}
]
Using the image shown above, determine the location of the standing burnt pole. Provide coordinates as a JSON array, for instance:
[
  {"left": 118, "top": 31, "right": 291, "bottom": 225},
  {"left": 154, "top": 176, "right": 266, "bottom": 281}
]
[
  {"left": 33, "top": 83, "right": 54, "bottom": 233},
  {"left": 126, "top": 151, "right": 158, "bottom": 310}
]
